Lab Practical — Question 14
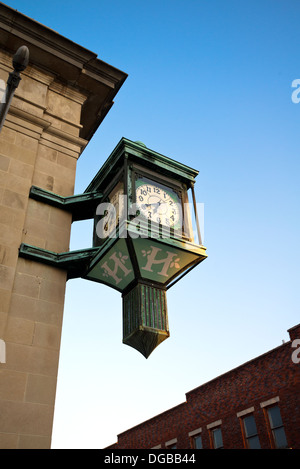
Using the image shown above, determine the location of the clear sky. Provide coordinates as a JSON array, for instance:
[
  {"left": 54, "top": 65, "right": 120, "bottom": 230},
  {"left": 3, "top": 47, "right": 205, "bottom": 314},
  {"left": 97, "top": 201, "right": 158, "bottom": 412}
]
[{"left": 6, "top": 0, "right": 300, "bottom": 448}]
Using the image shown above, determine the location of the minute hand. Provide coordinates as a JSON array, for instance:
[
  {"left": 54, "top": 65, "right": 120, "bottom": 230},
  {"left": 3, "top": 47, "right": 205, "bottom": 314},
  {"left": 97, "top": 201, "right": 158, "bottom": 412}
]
[
  {"left": 153, "top": 202, "right": 161, "bottom": 213},
  {"left": 143, "top": 202, "right": 160, "bottom": 209}
]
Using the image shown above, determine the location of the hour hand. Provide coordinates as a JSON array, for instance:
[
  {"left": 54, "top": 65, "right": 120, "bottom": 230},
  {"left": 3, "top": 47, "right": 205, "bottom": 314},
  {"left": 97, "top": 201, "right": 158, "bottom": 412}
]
[{"left": 142, "top": 202, "right": 160, "bottom": 208}]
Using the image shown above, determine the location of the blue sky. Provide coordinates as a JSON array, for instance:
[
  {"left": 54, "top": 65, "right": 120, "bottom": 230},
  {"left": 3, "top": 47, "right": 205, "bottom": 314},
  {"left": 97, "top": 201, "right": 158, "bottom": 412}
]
[{"left": 6, "top": 0, "right": 300, "bottom": 448}]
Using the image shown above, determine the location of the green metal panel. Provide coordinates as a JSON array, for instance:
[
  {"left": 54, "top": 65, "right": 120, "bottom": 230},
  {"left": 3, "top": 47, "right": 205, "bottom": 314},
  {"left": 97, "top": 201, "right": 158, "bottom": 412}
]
[
  {"left": 29, "top": 186, "right": 103, "bottom": 221},
  {"left": 132, "top": 237, "right": 201, "bottom": 286},
  {"left": 18, "top": 243, "right": 99, "bottom": 280},
  {"left": 122, "top": 283, "right": 169, "bottom": 358},
  {"left": 85, "top": 138, "right": 199, "bottom": 194},
  {"left": 85, "top": 238, "right": 135, "bottom": 292}
]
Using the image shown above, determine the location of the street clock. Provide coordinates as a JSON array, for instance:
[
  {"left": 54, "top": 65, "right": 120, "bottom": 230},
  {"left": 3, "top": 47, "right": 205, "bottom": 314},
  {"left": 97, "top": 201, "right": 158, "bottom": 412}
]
[
  {"left": 86, "top": 138, "right": 207, "bottom": 358},
  {"left": 21, "top": 137, "right": 207, "bottom": 359}
]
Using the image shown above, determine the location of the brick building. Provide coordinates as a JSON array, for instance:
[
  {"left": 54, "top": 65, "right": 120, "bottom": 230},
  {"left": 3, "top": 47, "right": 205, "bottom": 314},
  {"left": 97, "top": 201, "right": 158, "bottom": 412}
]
[{"left": 107, "top": 323, "right": 300, "bottom": 449}]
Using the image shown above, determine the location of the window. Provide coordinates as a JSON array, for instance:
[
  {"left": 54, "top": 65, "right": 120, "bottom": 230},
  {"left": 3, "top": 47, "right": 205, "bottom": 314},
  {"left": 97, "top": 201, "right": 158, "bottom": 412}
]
[
  {"left": 207, "top": 420, "right": 223, "bottom": 449},
  {"left": 193, "top": 434, "right": 203, "bottom": 449},
  {"left": 188, "top": 428, "right": 203, "bottom": 449},
  {"left": 267, "top": 406, "right": 288, "bottom": 449},
  {"left": 242, "top": 415, "right": 261, "bottom": 449},
  {"left": 212, "top": 428, "right": 223, "bottom": 449}
]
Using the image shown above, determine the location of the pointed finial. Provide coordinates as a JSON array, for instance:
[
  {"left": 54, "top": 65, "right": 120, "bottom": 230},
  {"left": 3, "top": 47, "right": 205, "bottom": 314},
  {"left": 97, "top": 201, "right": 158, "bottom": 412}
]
[{"left": 13, "top": 46, "right": 29, "bottom": 72}]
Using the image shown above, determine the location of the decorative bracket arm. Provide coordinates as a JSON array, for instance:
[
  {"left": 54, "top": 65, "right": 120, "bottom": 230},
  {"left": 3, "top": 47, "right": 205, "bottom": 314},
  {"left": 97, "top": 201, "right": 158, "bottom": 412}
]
[
  {"left": 29, "top": 186, "right": 103, "bottom": 221},
  {"left": 19, "top": 243, "right": 99, "bottom": 280}
]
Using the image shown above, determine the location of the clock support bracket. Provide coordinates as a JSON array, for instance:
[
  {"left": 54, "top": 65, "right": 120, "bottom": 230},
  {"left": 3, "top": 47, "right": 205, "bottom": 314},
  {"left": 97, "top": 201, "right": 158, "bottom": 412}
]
[
  {"left": 29, "top": 185, "right": 103, "bottom": 222},
  {"left": 19, "top": 185, "right": 103, "bottom": 279}
]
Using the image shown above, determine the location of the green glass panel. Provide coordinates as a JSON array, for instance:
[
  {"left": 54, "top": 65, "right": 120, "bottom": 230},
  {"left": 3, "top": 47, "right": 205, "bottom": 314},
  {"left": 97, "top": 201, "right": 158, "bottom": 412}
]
[
  {"left": 133, "top": 237, "right": 198, "bottom": 285},
  {"left": 86, "top": 238, "right": 134, "bottom": 291}
]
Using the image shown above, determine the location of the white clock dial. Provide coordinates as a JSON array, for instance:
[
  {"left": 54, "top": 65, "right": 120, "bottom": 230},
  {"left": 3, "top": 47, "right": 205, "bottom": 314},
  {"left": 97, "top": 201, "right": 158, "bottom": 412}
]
[{"left": 136, "top": 180, "right": 181, "bottom": 227}]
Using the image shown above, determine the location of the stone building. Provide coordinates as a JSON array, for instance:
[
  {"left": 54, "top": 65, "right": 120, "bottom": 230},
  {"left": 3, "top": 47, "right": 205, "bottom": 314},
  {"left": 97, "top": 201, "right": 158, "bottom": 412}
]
[
  {"left": 0, "top": 3, "right": 126, "bottom": 449},
  {"left": 107, "top": 323, "right": 300, "bottom": 449}
]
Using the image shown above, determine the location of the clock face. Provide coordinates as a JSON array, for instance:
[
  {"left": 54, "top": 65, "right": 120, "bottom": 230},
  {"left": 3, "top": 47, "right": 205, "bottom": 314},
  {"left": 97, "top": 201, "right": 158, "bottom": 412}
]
[
  {"left": 101, "top": 181, "right": 124, "bottom": 237},
  {"left": 135, "top": 177, "right": 182, "bottom": 229}
]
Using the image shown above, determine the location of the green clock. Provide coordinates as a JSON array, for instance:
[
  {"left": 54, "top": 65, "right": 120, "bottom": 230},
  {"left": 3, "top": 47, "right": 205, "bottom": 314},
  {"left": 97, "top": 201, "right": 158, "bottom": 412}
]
[
  {"left": 25, "top": 137, "right": 207, "bottom": 359},
  {"left": 135, "top": 176, "right": 182, "bottom": 230}
]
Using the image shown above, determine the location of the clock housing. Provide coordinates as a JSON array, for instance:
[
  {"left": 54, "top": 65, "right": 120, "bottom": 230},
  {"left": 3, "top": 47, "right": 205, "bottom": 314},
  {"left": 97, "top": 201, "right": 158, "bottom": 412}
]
[{"left": 84, "top": 138, "right": 207, "bottom": 357}]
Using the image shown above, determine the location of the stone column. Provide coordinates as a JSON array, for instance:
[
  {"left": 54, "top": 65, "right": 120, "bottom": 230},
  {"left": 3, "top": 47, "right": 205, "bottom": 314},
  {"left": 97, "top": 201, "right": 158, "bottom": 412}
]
[
  {"left": 0, "top": 4, "right": 126, "bottom": 449},
  {"left": 0, "top": 49, "right": 87, "bottom": 449}
]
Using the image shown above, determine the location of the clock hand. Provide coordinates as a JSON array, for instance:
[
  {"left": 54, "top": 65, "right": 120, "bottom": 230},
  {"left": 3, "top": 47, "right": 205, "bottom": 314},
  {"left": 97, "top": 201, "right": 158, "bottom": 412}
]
[
  {"left": 143, "top": 202, "right": 160, "bottom": 209},
  {"left": 154, "top": 203, "right": 164, "bottom": 215}
]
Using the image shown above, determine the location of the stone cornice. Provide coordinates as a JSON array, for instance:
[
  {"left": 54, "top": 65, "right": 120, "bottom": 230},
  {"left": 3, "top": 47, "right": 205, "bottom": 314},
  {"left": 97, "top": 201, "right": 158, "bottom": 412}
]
[
  {"left": 0, "top": 2, "right": 127, "bottom": 141},
  {"left": 7, "top": 105, "right": 88, "bottom": 153}
]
